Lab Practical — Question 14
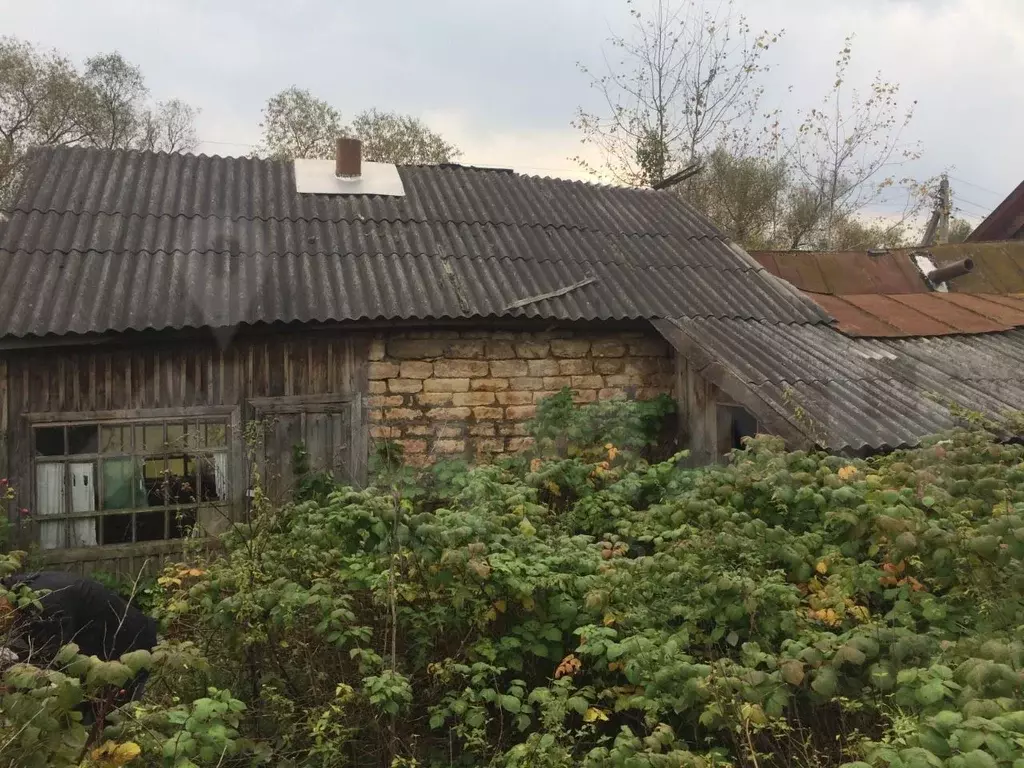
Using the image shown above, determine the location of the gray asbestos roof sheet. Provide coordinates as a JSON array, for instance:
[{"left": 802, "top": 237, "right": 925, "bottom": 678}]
[
  {"left": 0, "top": 146, "right": 826, "bottom": 338},
  {"left": 672, "top": 317, "right": 1024, "bottom": 452}
]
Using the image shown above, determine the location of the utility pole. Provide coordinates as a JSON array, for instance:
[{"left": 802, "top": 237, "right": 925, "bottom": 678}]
[{"left": 920, "top": 174, "right": 951, "bottom": 247}]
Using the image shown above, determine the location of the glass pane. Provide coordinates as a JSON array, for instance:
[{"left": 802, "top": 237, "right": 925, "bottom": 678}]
[
  {"left": 136, "top": 424, "right": 164, "bottom": 453},
  {"left": 205, "top": 423, "right": 227, "bottom": 448},
  {"left": 136, "top": 511, "right": 166, "bottom": 542},
  {"left": 67, "top": 425, "right": 98, "bottom": 455},
  {"left": 100, "top": 425, "right": 130, "bottom": 454},
  {"left": 102, "top": 458, "right": 138, "bottom": 510},
  {"left": 68, "top": 462, "right": 97, "bottom": 513},
  {"left": 100, "top": 514, "right": 133, "bottom": 545},
  {"left": 166, "top": 423, "right": 186, "bottom": 450},
  {"left": 166, "top": 455, "right": 197, "bottom": 504},
  {"left": 171, "top": 509, "right": 197, "bottom": 539},
  {"left": 199, "top": 454, "right": 229, "bottom": 502},
  {"left": 143, "top": 458, "right": 167, "bottom": 506},
  {"left": 35, "top": 427, "right": 65, "bottom": 457}
]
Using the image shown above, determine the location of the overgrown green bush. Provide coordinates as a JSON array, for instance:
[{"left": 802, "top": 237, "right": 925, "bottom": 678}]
[{"left": 5, "top": 396, "right": 1024, "bottom": 767}]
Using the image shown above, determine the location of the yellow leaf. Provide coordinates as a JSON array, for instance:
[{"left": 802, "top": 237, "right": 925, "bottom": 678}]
[
  {"left": 156, "top": 576, "right": 181, "bottom": 587},
  {"left": 90, "top": 740, "right": 142, "bottom": 767},
  {"left": 602, "top": 612, "right": 617, "bottom": 627},
  {"left": 838, "top": 465, "right": 858, "bottom": 481},
  {"left": 544, "top": 480, "right": 561, "bottom": 497},
  {"left": 494, "top": 600, "right": 507, "bottom": 614},
  {"left": 584, "top": 707, "right": 609, "bottom": 723},
  {"left": 521, "top": 596, "right": 536, "bottom": 612},
  {"left": 815, "top": 560, "right": 828, "bottom": 575}
]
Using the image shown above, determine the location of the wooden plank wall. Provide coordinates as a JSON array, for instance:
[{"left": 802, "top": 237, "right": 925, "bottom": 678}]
[{"left": 3, "top": 329, "right": 369, "bottom": 575}]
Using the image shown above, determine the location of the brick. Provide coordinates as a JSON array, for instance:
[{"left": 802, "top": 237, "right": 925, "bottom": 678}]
[
  {"left": 369, "top": 380, "right": 388, "bottom": 394},
  {"left": 594, "top": 359, "right": 625, "bottom": 375},
  {"left": 397, "top": 439, "right": 428, "bottom": 454},
  {"left": 417, "top": 392, "right": 454, "bottom": 407},
  {"left": 423, "top": 378, "right": 470, "bottom": 392},
  {"left": 629, "top": 338, "right": 669, "bottom": 356},
  {"left": 550, "top": 339, "right": 591, "bottom": 357},
  {"left": 591, "top": 340, "right": 627, "bottom": 358},
  {"left": 571, "top": 375, "right": 604, "bottom": 389},
  {"left": 647, "top": 372, "right": 675, "bottom": 388},
  {"left": 490, "top": 360, "right": 529, "bottom": 377},
  {"left": 533, "top": 390, "right": 561, "bottom": 403},
  {"left": 527, "top": 359, "right": 561, "bottom": 377},
  {"left": 599, "top": 388, "right": 628, "bottom": 401},
  {"left": 369, "top": 409, "right": 383, "bottom": 422},
  {"left": 623, "top": 358, "right": 666, "bottom": 376},
  {"left": 471, "top": 377, "right": 509, "bottom": 391},
  {"left": 446, "top": 340, "right": 486, "bottom": 359},
  {"left": 497, "top": 391, "right": 533, "bottom": 405},
  {"left": 515, "top": 342, "right": 550, "bottom": 359},
  {"left": 510, "top": 377, "right": 544, "bottom": 390},
  {"left": 453, "top": 391, "right": 496, "bottom": 407},
  {"left": 399, "top": 361, "right": 434, "bottom": 379},
  {"left": 426, "top": 407, "right": 472, "bottom": 421},
  {"left": 573, "top": 389, "right": 598, "bottom": 403},
  {"left": 506, "top": 405, "right": 537, "bottom": 420},
  {"left": 369, "top": 362, "right": 400, "bottom": 380},
  {"left": 369, "top": 339, "right": 386, "bottom": 361},
  {"left": 384, "top": 408, "right": 421, "bottom": 422},
  {"left": 473, "top": 406, "right": 504, "bottom": 420},
  {"left": 485, "top": 341, "right": 517, "bottom": 359},
  {"left": 558, "top": 358, "right": 592, "bottom": 375},
  {"left": 370, "top": 425, "right": 401, "bottom": 439},
  {"left": 507, "top": 437, "right": 536, "bottom": 452},
  {"left": 435, "top": 439, "right": 466, "bottom": 454},
  {"left": 475, "top": 439, "right": 505, "bottom": 454},
  {"left": 369, "top": 394, "right": 404, "bottom": 408},
  {"left": 387, "top": 339, "right": 449, "bottom": 359},
  {"left": 434, "top": 359, "right": 490, "bottom": 378},
  {"left": 542, "top": 376, "right": 572, "bottom": 390},
  {"left": 407, "top": 425, "right": 463, "bottom": 438},
  {"left": 469, "top": 423, "right": 496, "bottom": 436},
  {"left": 605, "top": 374, "right": 640, "bottom": 387},
  {"left": 389, "top": 378, "right": 424, "bottom": 394},
  {"left": 404, "top": 453, "right": 433, "bottom": 468},
  {"left": 498, "top": 421, "right": 529, "bottom": 437}
]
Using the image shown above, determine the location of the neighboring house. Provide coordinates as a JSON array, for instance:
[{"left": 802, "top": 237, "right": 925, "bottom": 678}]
[
  {"left": 0, "top": 141, "right": 820, "bottom": 574},
  {"left": 967, "top": 180, "right": 1024, "bottom": 242},
  {"left": 3, "top": 142, "right": 1022, "bottom": 576}
]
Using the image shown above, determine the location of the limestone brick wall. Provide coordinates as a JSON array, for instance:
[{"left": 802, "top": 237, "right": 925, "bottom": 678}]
[{"left": 366, "top": 328, "right": 674, "bottom": 465}]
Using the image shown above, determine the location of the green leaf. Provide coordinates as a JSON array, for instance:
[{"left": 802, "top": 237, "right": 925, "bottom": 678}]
[
  {"left": 501, "top": 695, "right": 522, "bottom": 714},
  {"left": 780, "top": 660, "right": 805, "bottom": 686},
  {"left": 916, "top": 681, "right": 946, "bottom": 706},
  {"left": 961, "top": 750, "right": 998, "bottom": 768},
  {"left": 568, "top": 696, "right": 589, "bottom": 715},
  {"left": 811, "top": 667, "right": 838, "bottom": 698},
  {"left": 726, "top": 630, "right": 739, "bottom": 647},
  {"left": 429, "top": 714, "right": 445, "bottom": 729}
]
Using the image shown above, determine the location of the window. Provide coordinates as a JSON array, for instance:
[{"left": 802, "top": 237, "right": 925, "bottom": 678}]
[
  {"left": 717, "top": 404, "right": 759, "bottom": 456},
  {"left": 33, "top": 418, "right": 231, "bottom": 550}
]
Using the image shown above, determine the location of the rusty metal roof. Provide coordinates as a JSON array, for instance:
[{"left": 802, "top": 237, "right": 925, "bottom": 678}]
[
  {"left": 0, "top": 146, "right": 825, "bottom": 338},
  {"left": 751, "top": 243, "right": 1024, "bottom": 337},
  {"left": 664, "top": 317, "right": 1024, "bottom": 453}
]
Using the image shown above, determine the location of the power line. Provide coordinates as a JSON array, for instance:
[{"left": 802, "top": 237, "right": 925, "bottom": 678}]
[{"left": 947, "top": 174, "right": 1005, "bottom": 198}]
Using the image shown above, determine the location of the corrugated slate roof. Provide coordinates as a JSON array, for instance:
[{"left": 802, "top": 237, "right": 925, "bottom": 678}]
[
  {"left": 666, "top": 317, "right": 1024, "bottom": 452},
  {"left": 967, "top": 179, "right": 1024, "bottom": 243},
  {"left": 0, "top": 146, "right": 825, "bottom": 337}
]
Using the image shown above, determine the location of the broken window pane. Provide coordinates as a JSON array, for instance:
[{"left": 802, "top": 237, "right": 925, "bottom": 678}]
[
  {"left": 171, "top": 508, "right": 198, "bottom": 539},
  {"left": 102, "top": 458, "right": 138, "bottom": 510},
  {"left": 205, "top": 423, "right": 227, "bottom": 448},
  {"left": 143, "top": 458, "right": 167, "bottom": 506},
  {"left": 101, "top": 514, "right": 133, "bottom": 545},
  {"left": 135, "top": 511, "right": 166, "bottom": 542},
  {"left": 100, "top": 425, "right": 131, "bottom": 454},
  {"left": 67, "top": 425, "right": 98, "bottom": 455},
  {"left": 36, "top": 427, "right": 65, "bottom": 457}
]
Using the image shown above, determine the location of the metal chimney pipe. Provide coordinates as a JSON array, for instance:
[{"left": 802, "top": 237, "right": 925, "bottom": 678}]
[
  {"left": 926, "top": 257, "right": 974, "bottom": 284},
  {"left": 335, "top": 137, "right": 362, "bottom": 178}
]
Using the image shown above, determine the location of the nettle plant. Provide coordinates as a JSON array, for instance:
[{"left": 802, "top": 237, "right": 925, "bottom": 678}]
[{"left": 5, "top": 396, "right": 1024, "bottom": 767}]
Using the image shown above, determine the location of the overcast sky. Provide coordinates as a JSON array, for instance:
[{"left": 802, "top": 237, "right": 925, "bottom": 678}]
[{"left": 2, "top": 0, "right": 1021, "bottom": 223}]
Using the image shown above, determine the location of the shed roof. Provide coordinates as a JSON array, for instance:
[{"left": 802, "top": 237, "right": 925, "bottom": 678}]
[
  {"left": 967, "top": 179, "right": 1024, "bottom": 243},
  {"left": 0, "top": 146, "right": 822, "bottom": 338}
]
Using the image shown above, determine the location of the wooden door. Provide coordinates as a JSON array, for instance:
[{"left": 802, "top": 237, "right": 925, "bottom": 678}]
[{"left": 248, "top": 395, "right": 362, "bottom": 505}]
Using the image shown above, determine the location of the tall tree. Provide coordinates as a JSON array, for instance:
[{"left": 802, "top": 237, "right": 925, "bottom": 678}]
[
  {"left": 946, "top": 216, "right": 974, "bottom": 244},
  {"left": 572, "top": 0, "right": 779, "bottom": 186},
  {"left": 257, "top": 87, "right": 460, "bottom": 164},
  {"left": 0, "top": 37, "right": 198, "bottom": 206}
]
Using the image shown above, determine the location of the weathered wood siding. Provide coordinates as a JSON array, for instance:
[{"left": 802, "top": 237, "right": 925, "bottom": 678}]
[{"left": 3, "top": 329, "right": 369, "bottom": 576}]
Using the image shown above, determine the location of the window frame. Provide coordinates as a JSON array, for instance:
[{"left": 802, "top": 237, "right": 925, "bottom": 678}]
[{"left": 25, "top": 406, "right": 240, "bottom": 550}]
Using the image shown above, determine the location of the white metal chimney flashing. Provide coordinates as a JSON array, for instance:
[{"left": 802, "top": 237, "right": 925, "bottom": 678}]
[
  {"left": 294, "top": 158, "right": 406, "bottom": 197},
  {"left": 294, "top": 137, "right": 406, "bottom": 197}
]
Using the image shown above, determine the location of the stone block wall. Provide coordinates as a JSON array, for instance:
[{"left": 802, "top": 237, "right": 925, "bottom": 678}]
[{"left": 367, "top": 328, "right": 674, "bottom": 465}]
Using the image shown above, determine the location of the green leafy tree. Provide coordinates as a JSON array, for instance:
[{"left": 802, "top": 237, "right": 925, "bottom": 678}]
[
  {"left": 0, "top": 38, "right": 199, "bottom": 207},
  {"left": 946, "top": 216, "right": 975, "bottom": 244},
  {"left": 257, "top": 86, "right": 461, "bottom": 163}
]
